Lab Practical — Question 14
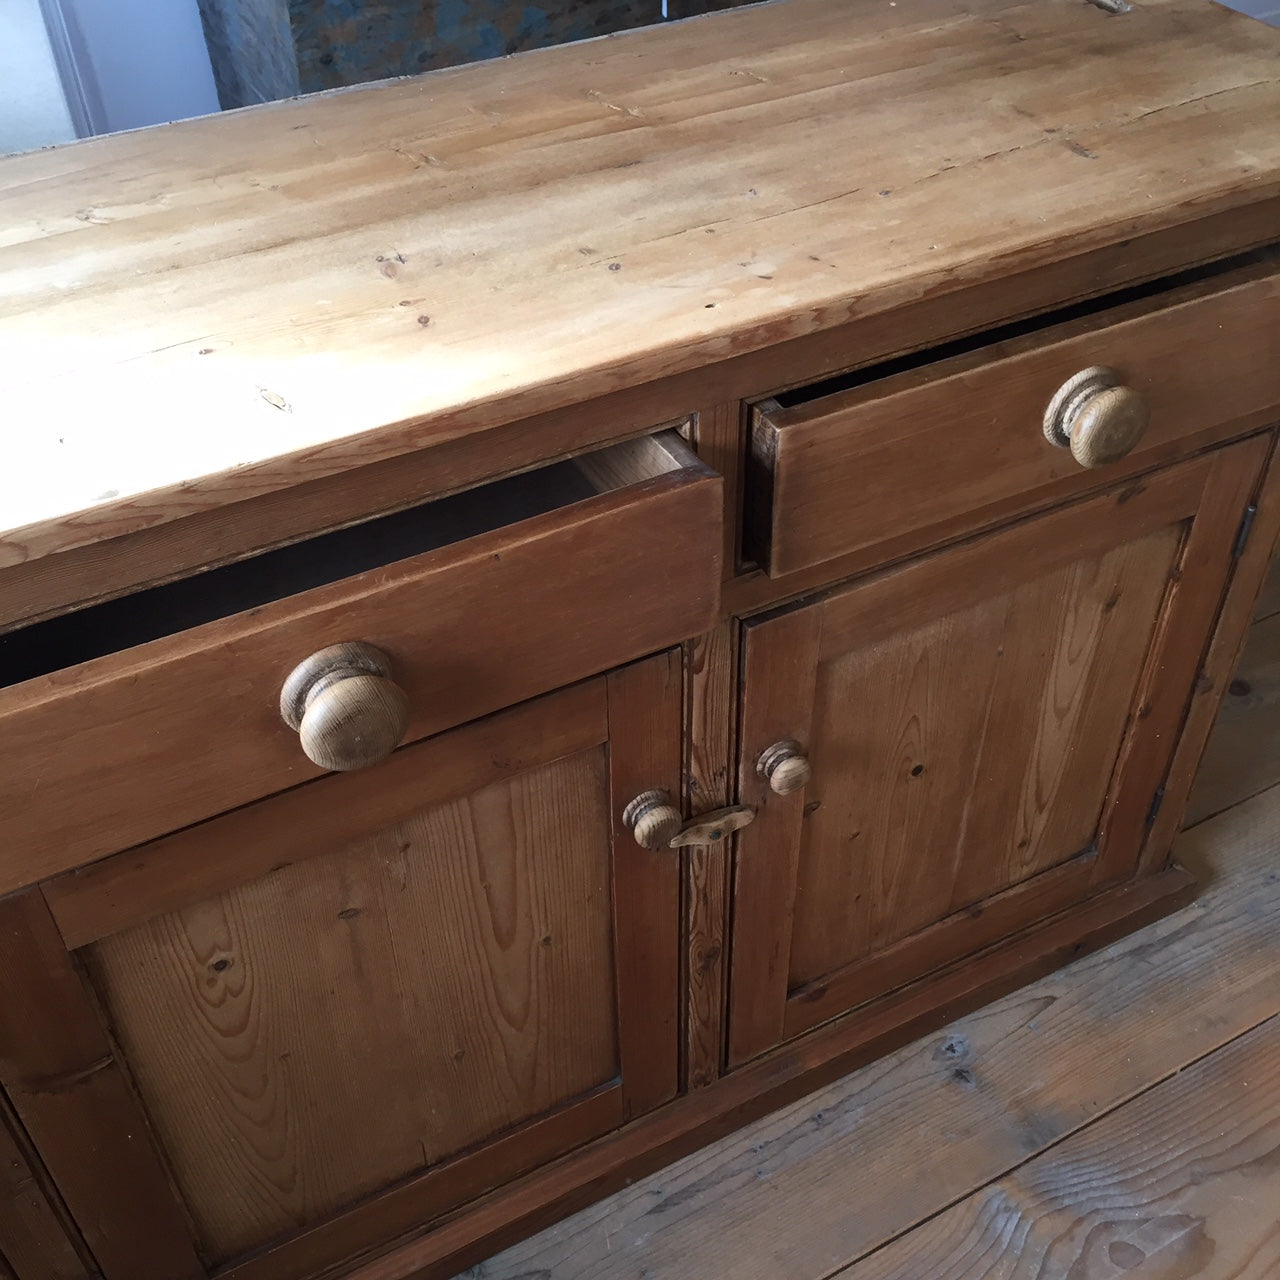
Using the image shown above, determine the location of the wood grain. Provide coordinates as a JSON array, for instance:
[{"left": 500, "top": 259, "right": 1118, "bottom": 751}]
[
  {"left": 2, "top": 0, "right": 1279, "bottom": 565},
  {"left": 352, "top": 864, "right": 1194, "bottom": 1280},
  {"left": 1097, "top": 435, "right": 1270, "bottom": 879},
  {"left": 0, "top": 891, "right": 205, "bottom": 1280},
  {"left": 810, "top": 455, "right": 1206, "bottom": 661},
  {"left": 222, "top": 1087, "right": 623, "bottom": 1280},
  {"left": 682, "top": 618, "right": 737, "bottom": 1087},
  {"left": 790, "top": 528, "right": 1177, "bottom": 988},
  {"left": 84, "top": 747, "right": 621, "bottom": 1262},
  {"left": 0, "top": 458, "right": 720, "bottom": 894},
  {"left": 0, "top": 1096, "right": 90, "bottom": 1280},
  {"left": 691, "top": 401, "right": 747, "bottom": 578},
  {"left": 752, "top": 266, "right": 1280, "bottom": 577},
  {"left": 44, "top": 678, "right": 608, "bottom": 949},
  {"left": 678, "top": 400, "right": 745, "bottom": 1086},
  {"left": 727, "top": 408, "right": 1280, "bottom": 624},
  {"left": 3, "top": 211, "right": 1277, "bottom": 635},
  {"left": 1141, "top": 443, "right": 1280, "bottom": 857},
  {"left": 837, "top": 1015, "right": 1280, "bottom": 1279},
  {"left": 606, "top": 652, "right": 683, "bottom": 1119},
  {"left": 1186, "top": 610, "right": 1280, "bottom": 826},
  {"left": 729, "top": 450, "right": 1245, "bottom": 1062},
  {"left": 727, "top": 606, "right": 821, "bottom": 1067},
  {"left": 783, "top": 854, "right": 1099, "bottom": 1044},
  {"left": 461, "top": 782, "right": 1280, "bottom": 1280}
]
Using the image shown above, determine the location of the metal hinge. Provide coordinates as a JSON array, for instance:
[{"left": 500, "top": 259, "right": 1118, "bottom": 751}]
[
  {"left": 1145, "top": 786, "right": 1166, "bottom": 830},
  {"left": 1232, "top": 503, "right": 1258, "bottom": 560}
]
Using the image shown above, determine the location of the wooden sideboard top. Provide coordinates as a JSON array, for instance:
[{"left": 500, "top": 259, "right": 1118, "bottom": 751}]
[{"left": 2, "top": 0, "right": 1278, "bottom": 567}]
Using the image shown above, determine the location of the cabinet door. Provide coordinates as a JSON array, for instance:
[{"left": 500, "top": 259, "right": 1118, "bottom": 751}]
[
  {"left": 0, "top": 654, "right": 681, "bottom": 1280},
  {"left": 727, "top": 440, "right": 1266, "bottom": 1067}
]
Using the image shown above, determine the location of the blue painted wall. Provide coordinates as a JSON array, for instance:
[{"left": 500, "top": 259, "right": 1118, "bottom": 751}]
[
  {"left": 288, "top": 0, "right": 661, "bottom": 92},
  {"left": 199, "top": 0, "right": 300, "bottom": 108},
  {"left": 200, "top": 0, "right": 750, "bottom": 110}
]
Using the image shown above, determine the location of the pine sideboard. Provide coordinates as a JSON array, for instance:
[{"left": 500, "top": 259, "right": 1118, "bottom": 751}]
[{"left": 1, "top": 0, "right": 1279, "bottom": 1276}]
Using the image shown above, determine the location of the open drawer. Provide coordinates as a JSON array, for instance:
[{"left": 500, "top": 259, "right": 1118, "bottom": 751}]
[
  {"left": 747, "top": 257, "right": 1280, "bottom": 578},
  {"left": 0, "top": 431, "right": 721, "bottom": 892}
]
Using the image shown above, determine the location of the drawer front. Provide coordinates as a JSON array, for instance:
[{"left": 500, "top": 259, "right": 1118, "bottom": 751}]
[
  {"left": 0, "top": 434, "right": 721, "bottom": 892},
  {"left": 750, "top": 266, "right": 1280, "bottom": 578}
]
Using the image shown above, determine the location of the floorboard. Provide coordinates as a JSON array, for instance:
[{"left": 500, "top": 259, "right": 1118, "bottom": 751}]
[
  {"left": 837, "top": 1014, "right": 1280, "bottom": 1280},
  {"left": 462, "top": 783, "right": 1280, "bottom": 1280}
]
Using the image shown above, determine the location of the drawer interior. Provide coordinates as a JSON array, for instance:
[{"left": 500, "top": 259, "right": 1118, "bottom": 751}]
[
  {"left": 745, "top": 249, "right": 1279, "bottom": 580},
  {"left": 767, "top": 248, "right": 1274, "bottom": 412},
  {"left": 0, "top": 431, "right": 692, "bottom": 689}
]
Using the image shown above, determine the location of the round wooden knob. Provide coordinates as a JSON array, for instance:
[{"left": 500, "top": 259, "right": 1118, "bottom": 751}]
[
  {"left": 1043, "top": 366, "right": 1149, "bottom": 469},
  {"left": 622, "top": 790, "right": 683, "bottom": 851},
  {"left": 280, "top": 642, "right": 410, "bottom": 772},
  {"left": 757, "top": 741, "right": 812, "bottom": 795}
]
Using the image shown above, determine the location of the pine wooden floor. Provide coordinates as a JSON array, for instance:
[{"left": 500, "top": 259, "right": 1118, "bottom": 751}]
[{"left": 461, "top": 555, "right": 1280, "bottom": 1280}]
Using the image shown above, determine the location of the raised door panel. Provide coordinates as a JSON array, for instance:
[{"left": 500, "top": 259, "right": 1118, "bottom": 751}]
[
  {"left": 727, "top": 438, "right": 1268, "bottom": 1067},
  {"left": 2, "top": 654, "right": 682, "bottom": 1280},
  {"left": 83, "top": 747, "right": 618, "bottom": 1263},
  {"left": 788, "top": 525, "right": 1178, "bottom": 987}
]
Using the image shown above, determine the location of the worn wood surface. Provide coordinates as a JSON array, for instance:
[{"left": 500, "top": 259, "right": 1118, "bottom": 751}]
[
  {"left": 0, "top": 458, "right": 720, "bottom": 895},
  {"left": 28, "top": 653, "right": 685, "bottom": 1279},
  {"left": 1088, "top": 436, "right": 1269, "bottom": 879},
  {"left": 460, "top": 776, "right": 1280, "bottom": 1280},
  {"left": 752, "top": 265, "right": 1280, "bottom": 577},
  {"left": 44, "top": 680, "right": 609, "bottom": 949},
  {"left": 1141, "top": 445, "right": 1280, "bottom": 870},
  {"left": 0, "top": 1096, "right": 90, "bottom": 1280},
  {"left": 2, "top": 0, "right": 1278, "bottom": 566},
  {"left": 729, "top": 446, "right": 1258, "bottom": 1062},
  {"left": 727, "top": 604, "right": 821, "bottom": 1066},
  {"left": 681, "top": 619, "right": 736, "bottom": 1087},
  {"left": 690, "top": 401, "right": 746, "bottom": 578},
  {"left": 2, "top": 210, "right": 1274, "bottom": 634},
  {"left": 793, "top": 527, "right": 1176, "bottom": 982},
  {"left": 728, "top": 410, "right": 1280, "bottom": 623},
  {"left": 222, "top": 1089, "right": 622, "bottom": 1280},
  {"left": 0, "top": 891, "right": 205, "bottom": 1280},
  {"left": 346, "top": 866, "right": 1191, "bottom": 1280},
  {"left": 679, "top": 401, "right": 746, "bottom": 1085},
  {"left": 85, "top": 747, "right": 621, "bottom": 1262},
  {"left": 1187, "top": 608, "right": 1280, "bottom": 825},
  {"left": 605, "top": 652, "right": 683, "bottom": 1119},
  {"left": 838, "top": 1014, "right": 1280, "bottom": 1279}
]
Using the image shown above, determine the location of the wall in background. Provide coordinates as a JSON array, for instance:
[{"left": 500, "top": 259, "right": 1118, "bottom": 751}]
[
  {"left": 3, "top": 0, "right": 762, "bottom": 159},
  {"left": 287, "top": 0, "right": 658, "bottom": 93},
  {"left": 0, "top": 0, "right": 76, "bottom": 155},
  {"left": 198, "top": 0, "right": 299, "bottom": 109},
  {"left": 58, "top": 0, "right": 220, "bottom": 134}
]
